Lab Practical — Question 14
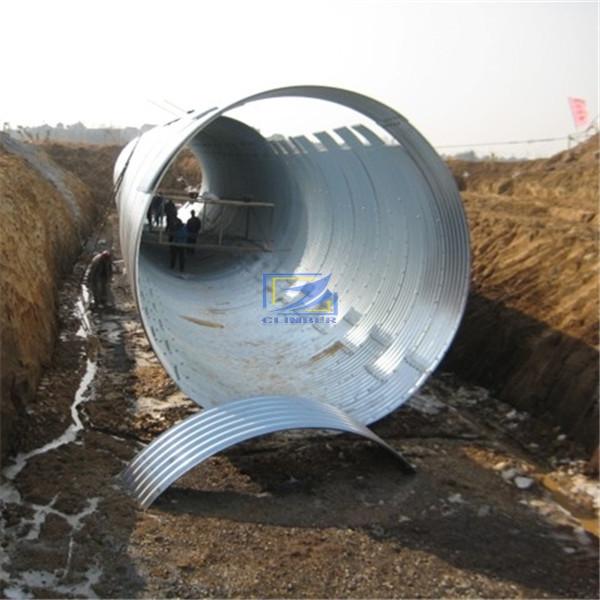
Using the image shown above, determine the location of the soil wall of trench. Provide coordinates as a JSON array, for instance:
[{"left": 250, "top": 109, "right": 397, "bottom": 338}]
[
  {"left": 0, "top": 135, "right": 121, "bottom": 460},
  {"left": 443, "top": 135, "right": 599, "bottom": 451}
]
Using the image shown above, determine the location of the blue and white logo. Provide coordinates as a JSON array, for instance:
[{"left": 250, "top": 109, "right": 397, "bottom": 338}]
[{"left": 262, "top": 272, "right": 338, "bottom": 324}]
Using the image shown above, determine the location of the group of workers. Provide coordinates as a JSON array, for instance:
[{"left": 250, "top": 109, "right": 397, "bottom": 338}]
[{"left": 147, "top": 194, "right": 202, "bottom": 273}]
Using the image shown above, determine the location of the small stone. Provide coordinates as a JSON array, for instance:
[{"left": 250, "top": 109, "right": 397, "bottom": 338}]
[
  {"left": 514, "top": 476, "right": 534, "bottom": 490},
  {"left": 574, "top": 527, "right": 592, "bottom": 546},
  {"left": 501, "top": 468, "right": 518, "bottom": 481}
]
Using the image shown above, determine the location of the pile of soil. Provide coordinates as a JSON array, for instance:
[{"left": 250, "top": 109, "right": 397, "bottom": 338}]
[
  {"left": 450, "top": 137, "right": 598, "bottom": 208},
  {"left": 444, "top": 135, "right": 599, "bottom": 450},
  {"left": 0, "top": 136, "right": 113, "bottom": 460}
]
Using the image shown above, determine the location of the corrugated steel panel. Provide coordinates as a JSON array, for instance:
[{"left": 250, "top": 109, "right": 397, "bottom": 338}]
[{"left": 122, "top": 396, "right": 414, "bottom": 509}]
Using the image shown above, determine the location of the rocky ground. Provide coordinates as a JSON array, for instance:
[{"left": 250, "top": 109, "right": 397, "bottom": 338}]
[{"left": 1, "top": 207, "right": 598, "bottom": 598}]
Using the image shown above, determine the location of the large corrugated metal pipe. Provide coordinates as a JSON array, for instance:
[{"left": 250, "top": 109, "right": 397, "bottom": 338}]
[{"left": 116, "top": 86, "right": 470, "bottom": 507}]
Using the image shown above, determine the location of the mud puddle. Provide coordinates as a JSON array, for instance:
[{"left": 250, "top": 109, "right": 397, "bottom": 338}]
[{"left": 3, "top": 357, "right": 97, "bottom": 484}]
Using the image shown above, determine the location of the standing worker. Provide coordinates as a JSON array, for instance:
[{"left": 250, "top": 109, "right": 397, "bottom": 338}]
[
  {"left": 169, "top": 219, "right": 187, "bottom": 272},
  {"left": 186, "top": 210, "right": 202, "bottom": 253},
  {"left": 146, "top": 203, "right": 154, "bottom": 230},
  {"left": 155, "top": 194, "right": 165, "bottom": 228},
  {"left": 148, "top": 194, "right": 163, "bottom": 229},
  {"left": 164, "top": 199, "right": 178, "bottom": 233},
  {"left": 87, "top": 250, "right": 113, "bottom": 309}
]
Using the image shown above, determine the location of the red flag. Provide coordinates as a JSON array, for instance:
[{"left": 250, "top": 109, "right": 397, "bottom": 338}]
[{"left": 568, "top": 97, "right": 589, "bottom": 129}]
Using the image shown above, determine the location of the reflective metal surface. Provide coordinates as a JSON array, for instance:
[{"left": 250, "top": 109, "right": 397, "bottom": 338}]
[
  {"left": 121, "top": 396, "right": 414, "bottom": 509},
  {"left": 116, "top": 86, "right": 469, "bottom": 420},
  {"left": 115, "top": 86, "right": 470, "bottom": 506}
]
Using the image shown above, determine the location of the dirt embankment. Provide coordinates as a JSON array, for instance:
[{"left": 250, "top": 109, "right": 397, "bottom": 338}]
[
  {"left": 42, "top": 143, "right": 122, "bottom": 208},
  {"left": 0, "top": 137, "right": 116, "bottom": 460},
  {"left": 444, "top": 135, "right": 599, "bottom": 450},
  {"left": 0, "top": 140, "right": 198, "bottom": 461},
  {"left": 43, "top": 142, "right": 198, "bottom": 199}
]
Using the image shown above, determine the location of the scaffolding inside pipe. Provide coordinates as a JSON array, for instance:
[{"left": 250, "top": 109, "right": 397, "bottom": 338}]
[{"left": 116, "top": 86, "right": 470, "bottom": 507}]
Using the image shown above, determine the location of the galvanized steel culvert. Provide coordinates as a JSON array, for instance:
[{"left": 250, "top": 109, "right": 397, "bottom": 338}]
[{"left": 116, "top": 86, "right": 470, "bottom": 506}]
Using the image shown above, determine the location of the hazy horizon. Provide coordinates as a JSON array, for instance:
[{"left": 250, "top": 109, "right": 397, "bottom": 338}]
[{"left": 2, "top": 1, "right": 597, "bottom": 158}]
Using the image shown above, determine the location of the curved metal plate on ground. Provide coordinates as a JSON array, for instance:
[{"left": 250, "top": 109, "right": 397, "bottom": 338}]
[
  {"left": 115, "top": 85, "right": 470, "bottom": 425},
  {"left": 121, "top": 396, "right": 415, "bottom": 509}
]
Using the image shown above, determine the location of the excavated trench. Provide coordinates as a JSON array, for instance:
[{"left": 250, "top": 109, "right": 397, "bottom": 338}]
[
  {"left": 0, "top": 134, "right": 116, "bottom": 460},
  {"left": 0, "top": 129, "right": 598, "bottom": 598}
]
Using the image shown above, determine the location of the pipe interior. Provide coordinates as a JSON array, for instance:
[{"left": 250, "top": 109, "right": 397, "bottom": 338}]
[{"left": 137, "top": 99, "right": 467, "bottom": 424}]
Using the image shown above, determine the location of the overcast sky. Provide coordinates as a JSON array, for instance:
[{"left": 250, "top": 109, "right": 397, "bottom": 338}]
[{"left": 2, "top": 1, "right": 597, "bottom": 157}]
